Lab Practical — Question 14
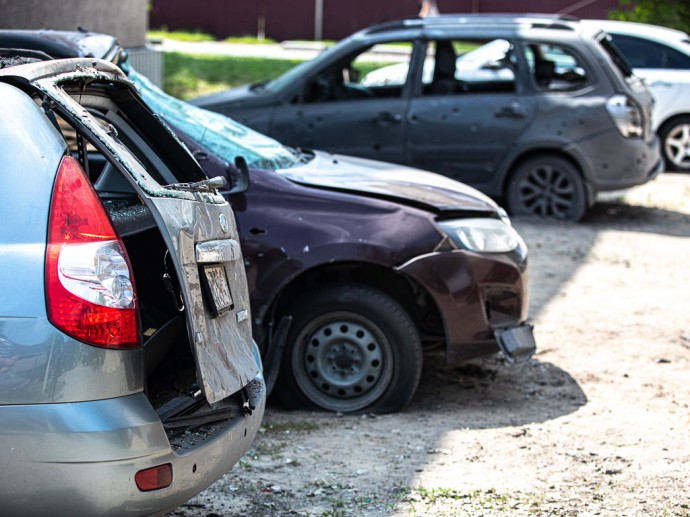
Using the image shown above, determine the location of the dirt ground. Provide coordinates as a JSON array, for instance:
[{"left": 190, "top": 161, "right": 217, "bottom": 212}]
[{"left": 168, "top": 173, "right": 690, "bottom": 517}]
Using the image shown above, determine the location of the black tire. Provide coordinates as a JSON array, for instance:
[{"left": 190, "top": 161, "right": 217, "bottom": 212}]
[
  {"left": 276, "top": 283, "right": 423, "bottom": 413},
  {"left": 506, "top": 154, "right": 587, "bottom": 221},
  {"left": 659, "top": 116, "right": 690, "bottom": 172}
]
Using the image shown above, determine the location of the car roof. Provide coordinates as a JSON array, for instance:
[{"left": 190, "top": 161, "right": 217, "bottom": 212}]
[{"left": 0, "top": 29, "right": 119, "bottom": 61}]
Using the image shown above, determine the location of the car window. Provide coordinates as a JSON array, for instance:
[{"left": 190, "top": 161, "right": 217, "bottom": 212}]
[
  {"left": 421, "top": 38, "right": 516, "bottom": 95},
  {"left": 609, "top": 34, "right": 690, "bottom": 69},
  {"left": 302, "top": 41, "right": 413, "bottom": 103},
  {"left": 524, "top": 43, "right": 589, "bottom": 92}
]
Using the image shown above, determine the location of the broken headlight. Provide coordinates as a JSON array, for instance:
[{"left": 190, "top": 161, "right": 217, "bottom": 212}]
[{"left": 438, "top": 218, "right": 521, "bottom": 253}]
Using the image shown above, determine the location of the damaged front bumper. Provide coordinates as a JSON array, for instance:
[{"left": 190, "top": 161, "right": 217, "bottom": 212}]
[
  {"left": 397, "top": 245, "right": 533, "bottom": 363},
  {"left": 495, "top": 323, "right": 536, "bottom": 363}
]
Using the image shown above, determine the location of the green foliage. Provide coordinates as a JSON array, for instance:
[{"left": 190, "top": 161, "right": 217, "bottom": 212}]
[
  {"left": 609, "top": 0, "right": 690, "bottom": 33},
  {"left": 147, "top": 29, "right": 216, "bottom": 42},
  {"left": 223, "top": 36, "right": 277, "bottom": 45},
  {"left": 163, "top": 52, "right": 303, "bottom": 99}
]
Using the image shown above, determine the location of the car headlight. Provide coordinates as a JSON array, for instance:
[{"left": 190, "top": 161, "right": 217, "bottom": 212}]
[{"left": 438, "top": 218, "right": 521, "bottom": 253}]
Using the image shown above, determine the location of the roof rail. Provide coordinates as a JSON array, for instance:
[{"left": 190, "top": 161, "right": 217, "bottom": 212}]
[{"left": 363, "top": 13, "right": 580, "bottom": 35}]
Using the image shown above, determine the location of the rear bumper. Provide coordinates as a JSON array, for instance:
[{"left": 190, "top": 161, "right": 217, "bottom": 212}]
[
  {"left": 0, "top": 375, "right": 265, "bottom": 516},
  {"left": 397, "top": 243, "right": 531, "bottom": 363}
]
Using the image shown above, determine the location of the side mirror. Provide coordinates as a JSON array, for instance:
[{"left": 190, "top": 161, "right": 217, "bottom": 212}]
[{"left": 228, "top": 156, "right": 250, "bottom": 194}]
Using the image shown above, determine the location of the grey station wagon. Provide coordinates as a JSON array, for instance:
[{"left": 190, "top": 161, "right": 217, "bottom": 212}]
[
  {"left": 194, "top": 14, "right": 663, "bottom": 220},
  {"left": 0, "top": 56, "right": 264, "bottom": 515}
]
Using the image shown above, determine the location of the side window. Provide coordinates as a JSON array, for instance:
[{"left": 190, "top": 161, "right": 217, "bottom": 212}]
[
  {"left": 610, "top": 34, "right": 690, "bottom": 69},
  {"left": 302, "top": 41, "right": 414, "bottom": 103},
  {"left": 524, "top": 43, "right": 589, "bottom": 92},
  {"left": 422, "top": 38, "right": 516, "bottom": 95}
]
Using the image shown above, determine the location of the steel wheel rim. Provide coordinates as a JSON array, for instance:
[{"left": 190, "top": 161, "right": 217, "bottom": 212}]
[
  {"left": 292, "top": 311, "right": 393, "bottom": 412},
  {"left": 517, "top": 164, "right": 576, "bottom": 218},
  {"left": 665, "top": 123, "right": 690, "bottom": 169}
]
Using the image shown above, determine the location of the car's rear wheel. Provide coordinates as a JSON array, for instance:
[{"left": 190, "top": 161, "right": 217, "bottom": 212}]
[
  {"left": 277, "top": 283, "right": 423, "bottom": 413},
  {"left": 506, "top": 154, "right": 587, "bottom": 221},
  {"left": 659, "top": 116, "right": 690, "bottom": 171}
]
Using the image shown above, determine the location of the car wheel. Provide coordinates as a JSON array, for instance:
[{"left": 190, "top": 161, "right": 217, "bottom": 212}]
[
  {"left": 506, "top": 154, "right": 587, "bottom": 221},
  {"left": 277, "top": 283, "right": 423, "bottom": 413},
  {"left": 659, "top": 117, "right": 690, "bottom": 171}
]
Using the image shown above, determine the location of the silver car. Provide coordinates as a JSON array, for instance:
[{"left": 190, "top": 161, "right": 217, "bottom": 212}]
[{"left": 0, "top": 56, "right": 265, "bottom": 515}]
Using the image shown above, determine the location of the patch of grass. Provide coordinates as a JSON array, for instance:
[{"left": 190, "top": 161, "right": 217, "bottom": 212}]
[
  {"left": 250, "top": 440, "right": 286, "bottom": 459},
  {"left": 261, "top": 420, "right": 322, "bottom": 434},
  {"left": 402, "top": 487, "right": 545, "bottom": 515},
  {"left": 163, "top": 52, "right": 303, "bottom": 99},
  {"left": 147, "top": 29, "right": 215, "bottom": 42},
  {"left": 224, "top": 36, "right": 277, "bottom": 45}
]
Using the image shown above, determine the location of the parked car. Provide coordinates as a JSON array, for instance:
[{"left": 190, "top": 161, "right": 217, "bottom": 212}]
[
  {"left": 193, "top": 14, "right": 663, "bottom": 221},
  {"left": 1, "top": 29, "right": 536, "bottom": 414},
  {"left": 582, "top": 20, "right": 690, "bottom": 171},
  {"left": 0, "top": 55, "right": 265, "bottom": 515}
]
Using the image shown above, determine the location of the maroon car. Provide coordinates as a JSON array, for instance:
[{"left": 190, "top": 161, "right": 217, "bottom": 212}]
[
  {"left": 140, "top": 82, "right": 536, "bottom": 413},
  {"left": 1, "top": 29, "right": 536, "bottom": 413}
]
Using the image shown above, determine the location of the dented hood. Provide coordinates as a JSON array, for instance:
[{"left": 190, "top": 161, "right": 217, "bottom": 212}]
[{"left": 279, "top": 150, "right": 499, "bottom": 214}]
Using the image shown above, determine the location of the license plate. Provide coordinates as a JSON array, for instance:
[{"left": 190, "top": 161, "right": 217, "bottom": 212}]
[{"left": 201, "top": 264, "right": 234, "bottom": 317}]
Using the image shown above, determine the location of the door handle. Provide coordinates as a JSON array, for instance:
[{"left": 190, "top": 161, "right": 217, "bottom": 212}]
[
  {"left": 495, "top": 104, "right": 526, "bottom": 119},
  {"left": 374, "top": 111, "right": 402, "bottom": 125}
]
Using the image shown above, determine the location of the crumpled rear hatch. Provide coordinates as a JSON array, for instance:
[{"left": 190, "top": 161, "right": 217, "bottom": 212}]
[{"left": 0, "top": 58, "right": 259, "bottom": 404}]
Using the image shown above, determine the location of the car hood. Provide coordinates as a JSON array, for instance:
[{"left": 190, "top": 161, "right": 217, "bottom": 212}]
[{"left": 279, "top": 151, "right": 499, "bottom": 214}]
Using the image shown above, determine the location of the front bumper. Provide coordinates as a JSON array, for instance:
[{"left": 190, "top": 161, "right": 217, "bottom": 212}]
[
  {"left": 0, "top": 375, "right": 266, "bottom": 516},
  {"left": 397, "top": 245, "right": 531, "bottom": 363}
]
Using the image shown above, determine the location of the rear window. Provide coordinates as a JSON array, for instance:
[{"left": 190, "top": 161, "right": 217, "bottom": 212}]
[{"left": 609, "top": 33, "right": 690, "bottom": 69}]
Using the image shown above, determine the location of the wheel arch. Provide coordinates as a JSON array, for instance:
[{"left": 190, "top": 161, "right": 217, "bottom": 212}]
[
  {"left": 502, "top": 148, "right": 593, "bottom": 208},
  {"left": 502, "top": 148, "right": 586, "bottom": 195},
  {"left": 269, "top": 261, "right": 445, "bottom": 351}
]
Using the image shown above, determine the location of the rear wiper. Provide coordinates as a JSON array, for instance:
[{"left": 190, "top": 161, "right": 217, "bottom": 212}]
[{"left": 165, "top": 175, "right": 226, "bottom": 192}]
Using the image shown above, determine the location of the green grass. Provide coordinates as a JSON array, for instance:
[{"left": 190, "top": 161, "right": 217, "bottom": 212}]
[
  {"left": 163, "top": 52, "right": 303, "bottom": 99},
  {"left": 147, "top": 29, "right": 215, "bottom": 42},
  {"left": 224, "top": 36, "right": 277, "bottom": 45}
]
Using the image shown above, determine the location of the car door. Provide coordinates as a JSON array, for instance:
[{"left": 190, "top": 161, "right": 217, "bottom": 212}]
[
  {"left": 405, "top": 38, "right": 536, "bottom": 186},
  {"left": 269, "top": 40, "right": 420, "bottom": 165}
]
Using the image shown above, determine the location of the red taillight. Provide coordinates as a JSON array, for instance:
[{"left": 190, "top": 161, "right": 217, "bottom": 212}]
[
  {"left": 135, "top": 464, "right": 173, "bottom": 491},
  {"left": 45, "top": 156, "right": 140, "bottom": 348}
]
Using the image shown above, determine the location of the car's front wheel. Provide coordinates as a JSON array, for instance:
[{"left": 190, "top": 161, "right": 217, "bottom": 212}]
[
  {"left": 277, "top": 283, "right": 423, "bottom": 413},
  {"left": 659, "top": 116, "right": 690, "bottom": 171},
  {"left": 505, "top": 154, "right": 587, "bottom": 221}
]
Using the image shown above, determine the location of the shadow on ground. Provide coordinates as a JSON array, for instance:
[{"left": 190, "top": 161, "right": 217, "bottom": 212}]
[{"left": 410, "top": 356, "right": 586, "bottom": 427}]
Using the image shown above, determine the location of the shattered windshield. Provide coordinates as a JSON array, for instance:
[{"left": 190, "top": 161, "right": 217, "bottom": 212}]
[{"left": 129, "top": 69, "right": 298, "bottom": 171}]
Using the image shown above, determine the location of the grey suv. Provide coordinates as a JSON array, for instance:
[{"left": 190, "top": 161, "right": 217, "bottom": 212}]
[{"left": 194, "top": 14, "right": 663, "bottom": 220}]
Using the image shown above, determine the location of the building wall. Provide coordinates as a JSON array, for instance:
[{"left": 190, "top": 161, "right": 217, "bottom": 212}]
[
  {"left": 0, "top": 0, "right": 148, "bottom": 47},
  {"left": 150, "top": 0, "right": 620, "bottom": 41}
]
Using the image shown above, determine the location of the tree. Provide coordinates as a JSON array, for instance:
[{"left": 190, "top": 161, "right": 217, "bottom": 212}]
[{"left": 609, "top": 0, "right": 690, "bottom": 33}]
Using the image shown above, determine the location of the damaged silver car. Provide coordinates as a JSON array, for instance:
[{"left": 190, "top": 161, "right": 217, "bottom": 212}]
[{"left": 0, "top": 55, "right": 264, "bottom": 515}]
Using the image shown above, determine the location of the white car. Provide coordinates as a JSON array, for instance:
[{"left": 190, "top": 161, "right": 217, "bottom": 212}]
[{"left": 584, "top": 20, "right": 690, "bottom": 171}]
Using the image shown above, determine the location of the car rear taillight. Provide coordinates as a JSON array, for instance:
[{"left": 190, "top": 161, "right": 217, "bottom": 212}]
[
  {"left": 45, "top": 155, "right": 140, "bottom": 348},
  {"left": 606, "top": 94, "right": 643, "bottom": 138}
]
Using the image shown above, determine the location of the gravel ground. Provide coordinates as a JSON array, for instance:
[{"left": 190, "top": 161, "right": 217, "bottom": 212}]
[{"left": 167, "top": 172, "right": 690, "bottom": 517}]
